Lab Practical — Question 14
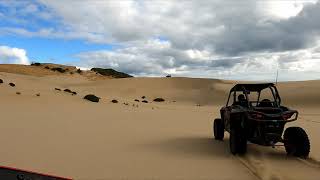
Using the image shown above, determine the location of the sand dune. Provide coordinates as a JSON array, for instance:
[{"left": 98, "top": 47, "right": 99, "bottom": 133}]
[
  {"left": 0, "top": 67, "right": 319, "bottom": 180},
  {"left": 0, "top": 64, "right": 113, "bottom": 81}
]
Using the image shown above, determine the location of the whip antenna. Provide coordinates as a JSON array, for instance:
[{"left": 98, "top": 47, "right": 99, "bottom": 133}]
[{"left": 275, "top": 69, "right": 279, "bottom": 86}]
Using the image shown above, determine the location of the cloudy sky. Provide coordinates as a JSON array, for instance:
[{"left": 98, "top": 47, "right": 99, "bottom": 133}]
[{"left": 1, "top": 0, "right": 320, "bottom": 81}]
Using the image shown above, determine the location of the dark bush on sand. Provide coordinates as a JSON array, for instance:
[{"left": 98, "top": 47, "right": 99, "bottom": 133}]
[
  {"left": 45, "top": 66, "right": 50, "bottom": 69},
  {"left": 153, "top": 98, "right": 165, "bottom": 102},
  {"left": 134, "top": 99, "right": 140, "bottom": 102},
  {"left": 111, "top": 99, "right": 118, "bottom": 103},
  {"left": 51, "top": 67, "right": 66, "bottom": 73},
  {"left": 141, "top": 96, "right": 146, "bottom": 99},
  {"left": 31, "top": 62, "right": 41, "bottom": 66},
  {"left": 142, "top": 100, "right": 148, "bottom": 103},
  {"left": 84, "top": 94, "right": 100, "bottom": 102},
  {"left": 71, "top": 91, "right": 77, "bottom": 95},
  {"left": 91, "top": 68, "right": 132, "bottom": 78},
  {"left": 9, "top": 83, "right": 15, "bottom": 87},
  {"left": 77, "top": 69, "right": 82, "bottom": 74},
  {"left": 64, "top": 89, "right": 72, "bottom": 93},
  {"left": 55, "top": 88, "right": 61, "bottom": 91},
  {"left": 16, "top": 92, "right": 21, "bottom": 95},
  {"left": 0, "top": 79, "right": 3, "bottom": 83}
]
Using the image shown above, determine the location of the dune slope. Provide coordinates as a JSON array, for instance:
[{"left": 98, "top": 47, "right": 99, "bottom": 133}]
[{"left": 0, "top": 70, "right": 319, "bottom": 180}]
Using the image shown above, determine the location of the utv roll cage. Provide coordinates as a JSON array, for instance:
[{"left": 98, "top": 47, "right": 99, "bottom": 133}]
[{"left": 226, "top": 83, "right": 281, "bottom": 107}]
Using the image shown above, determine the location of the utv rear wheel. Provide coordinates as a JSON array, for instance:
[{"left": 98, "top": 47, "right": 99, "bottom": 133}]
[
  {"left": 229, "top": 125, "right": 247, "bottom": 155},
  {"left": 213, "top": 118, "right": 224, "bottom": 140},
  {"left": 284, "top": 127, "right": 310, "bottom": 158}
]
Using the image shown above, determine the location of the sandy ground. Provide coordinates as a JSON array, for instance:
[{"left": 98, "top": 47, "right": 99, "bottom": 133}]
[{"left": 0, "top": 71, "right": 319, "bottom": 180}]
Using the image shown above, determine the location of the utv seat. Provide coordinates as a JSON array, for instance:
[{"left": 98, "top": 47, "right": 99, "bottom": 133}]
[
  {"left": 233, "top": 94, "right": 248, "bottom": 107},
  {"left": 258, "top": 99, "right": 273, "bottom": 107}
]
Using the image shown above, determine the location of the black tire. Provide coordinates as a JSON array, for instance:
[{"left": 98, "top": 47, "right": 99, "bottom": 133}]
[
  {"left": 284, "top": 127, "right": 310, "bottom": 158},
  {"left": 229, "top": 122, "right": 247, "bottom": 155},
  {"left": 229, "top": 127, "right": 237, "bottom": 155},
  {"left": 213, "top": 118, "right": 224, "bottom": 140}
]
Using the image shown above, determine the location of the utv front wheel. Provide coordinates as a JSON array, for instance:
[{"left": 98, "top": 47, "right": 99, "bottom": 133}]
[
  {"left": 229, "top": 125, "right": 247, "bottom": 155},
  {"left": 213, "top": 118, "right": 224, "bottom": 140},
  {"left": 284, "top": 127, "right": 310, "bottom": 158}
]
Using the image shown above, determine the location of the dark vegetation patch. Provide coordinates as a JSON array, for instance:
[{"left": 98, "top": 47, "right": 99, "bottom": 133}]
[
  {"left": 45, "top": 66, "right": 50, "bottom": 69},
  {"left": 31, "top": 62, "right": 41, "bottom": 66},
  {"left": 63, "top": 88, "right": 77, "bottom": 95},
  {"left": 111, "top": 99, "right": 118, "bottom": 103},
  {"left": 0, "top": 79, "right": 3, "bottom": 83},
  {"left": 141, "top": 96, "right": 146, "bottom": 99},
  {"left": 51, "top": 67, "right": 66, "bottom": 73},
  {"left": 91, "top": 68, "right": 133, "bottom": 78},
  {"left": 64, "top": 89, "right": 72, "bottom": 93},
  {"left": 166, "top": 74, "right": 171, "bottom": 78},
  {"left": 9, "top": 83, "right": 15, "bottom": 87},
  {"left": 77, "top": 69, "right": 82, "bottom": 74},
  {"left": 153, "top": 98, "right": 165, "bottom": 102},
  {"left": 84, "top": 94, "right": 100, "bottom": 102},
  {"left": 142, "top": 100, "right": 148, "bottom": 103},
  {"left": 36, "top": 93, "right": 40, "bottom": 96},
  {"left": 70, "top": 72, "right": 74, "bottom": 74},
  {"left": 123, "top": 102, "right": 129, "bottom": 105},
  {"left": 134, "top": 99, "right": 140, "bottom": 102},
  {"left": 16, "top": 92, "right": 21, "bottom": 95},
  {"left": 55, "top": 88, "right": 61, "bottom": 91}
]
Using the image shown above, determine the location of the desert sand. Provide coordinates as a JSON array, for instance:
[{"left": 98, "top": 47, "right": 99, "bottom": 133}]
[{"left": 0, "top": 65, "right": 319, "bottom": 180}]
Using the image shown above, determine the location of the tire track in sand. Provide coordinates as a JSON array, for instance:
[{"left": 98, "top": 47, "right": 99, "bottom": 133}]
[
  {"left": 234, "top": 145, "right": 320, "bottom": 180},
  {"left": 235, "top": 150, "right": 284, "bottom": 180},
  {"left": 297, "top": 157, "right": 320, "bottom": 169}
]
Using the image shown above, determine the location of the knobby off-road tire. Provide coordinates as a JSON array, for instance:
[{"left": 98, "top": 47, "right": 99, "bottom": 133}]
[
  {"left": 213, "top": 118, "right": 224, "bottom": 140},
  {"left": 284, "top": 127, "right": 310, "bottom": 158},
  {"left": 229, "top": 122, "right": 247, "bottom": 155}
]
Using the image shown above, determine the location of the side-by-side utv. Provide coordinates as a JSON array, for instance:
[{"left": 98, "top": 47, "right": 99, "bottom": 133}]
[{"left": 213, "top": 83, "right": 310, "bottom": 157}]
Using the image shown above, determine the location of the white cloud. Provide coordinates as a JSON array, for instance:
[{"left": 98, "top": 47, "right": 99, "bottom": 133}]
[
  {"left": 1, "top": 0, "right": 320, "bottom": 80},
  {"left": 0, "top": 46, "right": 30, "bottom": 64},
  {"left": 75, "top": 39, "right": 320, "bottom": 81}
]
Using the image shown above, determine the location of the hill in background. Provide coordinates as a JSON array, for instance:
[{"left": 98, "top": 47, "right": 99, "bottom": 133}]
[{"left": 0, "top": 63, "right": 133, "bottom": 80}]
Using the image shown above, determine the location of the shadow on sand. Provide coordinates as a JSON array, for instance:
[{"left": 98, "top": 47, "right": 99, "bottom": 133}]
[
  {"left": 138, "top": 136, "right": 304, "bottom": 160},
  {"left": 138, "top": 136, "right": 231, "bottom": 158}
]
